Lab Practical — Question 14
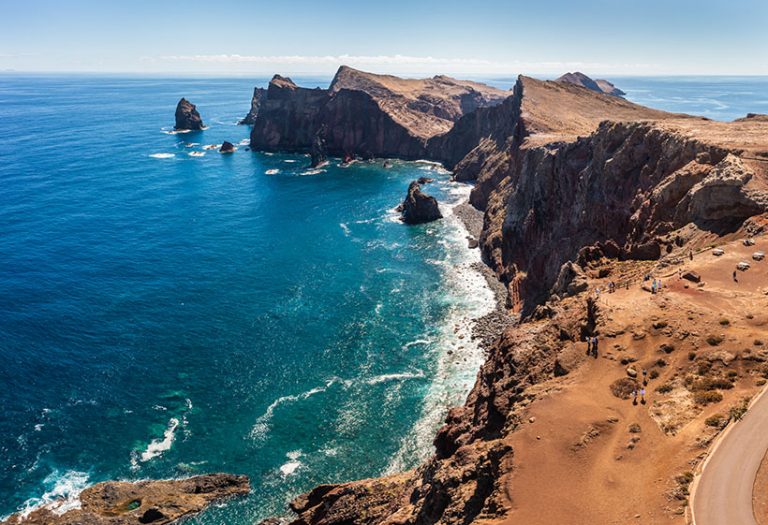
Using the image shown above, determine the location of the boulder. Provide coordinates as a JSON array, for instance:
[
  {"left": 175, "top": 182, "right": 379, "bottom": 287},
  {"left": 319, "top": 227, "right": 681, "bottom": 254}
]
[
  {"left": 551, "top": 261, "right": 589, "bottom": 297},
  {"left": 219, "top": 141, "right": 236, "bottom": 153},
  {"left": 682, "top": 271, "right": 701, "bottom": 283},
  {"left": 399, "top": 181, "right": 442, "bottom": 224},
  {"left": 174, "top": 98, "right": 204, "bottom": 130},
  {"left": 417, "top": 177, "right": 434, "bottom": 184}
]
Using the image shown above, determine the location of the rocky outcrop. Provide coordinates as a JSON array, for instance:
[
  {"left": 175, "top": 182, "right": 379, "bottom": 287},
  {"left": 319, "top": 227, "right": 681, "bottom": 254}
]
[
  {"left": 219, "top": 141, "right": 236, "bottom": 153},
  {"left": 239, "top": 87, "right": 267, "bottom": 125},
  {"left": 1, "top": 474, "right": 249, "bottom": 525},
  {"left": 310, "top": 128, "right": 328, "bottom": 167},
  {"left": 174, "top": 98, "right": 204, "bottom": 130},
  {"left": 255, "top": 72, "right": 768, "bottom": 525},
  {"left": 555, "top": 72, "right": 626, "bottom": 97},
  {"left": 249, "top": 66, "right": 508, "bottom": 159},
  {"left": 398, "top": 181, "right": 442, "bottom": 224}
]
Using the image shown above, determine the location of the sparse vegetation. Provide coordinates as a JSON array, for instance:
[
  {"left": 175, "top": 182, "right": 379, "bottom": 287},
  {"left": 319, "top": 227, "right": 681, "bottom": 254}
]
[
  {"left": 694, "top": 390, "right": 723, "bottom": 405},
  {"left": 697, "top": 362, "right": 712, "bottom": 376},
  {"left": 656, "top": 358, "right": 668, "bottom": 368},
  {"left": 706, "top": 335, "right": 724, "bottom": 346},
  {"left": 719, "top": 318, "right": 730, "bottom": 326},
  {"left": 628, "top": 423, "right": 642, "bottom": 433},
  {"left": 656, "top": 383, "right": 674, "bottom": 394},
  {"left": 688, "top": 351, "right": 697, "bottom": 361},
  {"left": 705, "top": 414, "right": 726, "bottom": 428},
  {"left": 755, "top": 339, "right": 764, "bottom": 346},
  {"left": 653, "top": 321, "right": 668, "bottom": 329},
  {"left": 649, "top": 369, "right": 659, "bottom": 380},
  {"left": 691, "top": 377, "right": 734, "bottom": 391},
  {"left": 729, "top": 398, "right": 750, "bottom": 421},
  {"left": 660, "top": 343, "right": 675, "bottom": 354},
  {"left": 610, "top": 377, "right": 638, "bottom": 399}
]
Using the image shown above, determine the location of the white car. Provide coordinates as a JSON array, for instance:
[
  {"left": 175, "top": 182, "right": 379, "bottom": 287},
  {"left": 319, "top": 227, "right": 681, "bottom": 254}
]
[
  {"left": 743, "top": 238, "right": 756, "bottom": 246},
  {"left": 753, "top": 251, "right": 765, "bottom": 261},
  {"left": 712, "top": 248, "right": 725, "bottom": 256},
  {"left": 737, "top": 261, "right": 751, "bottom": 271}
]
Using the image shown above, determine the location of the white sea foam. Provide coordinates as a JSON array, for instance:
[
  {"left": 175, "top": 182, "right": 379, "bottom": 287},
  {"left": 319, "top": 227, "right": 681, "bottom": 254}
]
[
  {"left": 385, "top": 181, "right": 496, "bottom": 474},
  {"left": 149, "top": 153, "right": 175, "bottom": 159},
  {"left": 300, "top": 168, "right": 324, "bottom": 176},
  {"left": 279, "top": 450, "right": 303, "bottom": 476},
  {"left": 203, "top": 144, "right": 220, "bottom": 150},
  {"left": 239, "top": 139, "right": 250, "bottom": 146},
  {"left": 365, "top": 370, "right": 425, "bottom": 385},
  {"left": 403, "top": 339, "right": 431, "bottom": 350},
  {"left": 283, "top": 159, "right": 298, "bottom": 163},
  {"left": 188, "top": 151, "right": 205, "bottom": 157},
  {"left": 249, "top": 380, "right": 337, "bottom": 441},
  {"left": 17, "top": 470, "right": 90, "bottom": 519},
  {"left": 265, "top": 169, "right": 280, "bottom": 175},
  {"left": 340, "top": 223, "right": 351, "bottom": 236},
  {"left": 140, "top": 417, "right": 179, "bottom": 463}
]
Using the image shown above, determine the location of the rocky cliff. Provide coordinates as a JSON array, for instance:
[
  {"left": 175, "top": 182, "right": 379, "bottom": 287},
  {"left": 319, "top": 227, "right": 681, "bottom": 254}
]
[
  {"left": 239, "top": 87, "right": 267, "bottom": 125},
  {"left": 263, "top": 73, "right": 768, "bottom": 525},
  {"left": 0, "top": 474, "right": 249, "bottom": 525},
  {"left": 248, "top": 66, "right": 508, "bottom": 159}
]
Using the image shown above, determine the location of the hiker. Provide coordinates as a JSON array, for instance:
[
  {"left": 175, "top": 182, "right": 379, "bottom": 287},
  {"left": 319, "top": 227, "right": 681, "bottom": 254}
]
[
  {"left": 586, "top": 337, "right": 592, "bottom": 356},
  {"left": 690, "top": 249, "right": 694, "bottom": 261},
  {"left": 640, "top": 388, "right": 646, "bottom": 405},
  {"left": 642, "top": 369, "right": 648, "bottom": 386},
  {"left": 592, "top": 336, "right": 599, "bottom": 357},
  {"left": 651, "top": 280, "right": 656, "bottom": 294},
  {"left": 632, "top": 389, "right": 638, "bottom": 405},
  {"left": 733, "top": 270, "right": 738, "bottom": 282}
]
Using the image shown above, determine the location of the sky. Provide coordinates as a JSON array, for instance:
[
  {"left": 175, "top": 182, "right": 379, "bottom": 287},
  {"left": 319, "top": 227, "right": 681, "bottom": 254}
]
[{"left": 0, "top": 0, "right": 766, "bottom": 77}]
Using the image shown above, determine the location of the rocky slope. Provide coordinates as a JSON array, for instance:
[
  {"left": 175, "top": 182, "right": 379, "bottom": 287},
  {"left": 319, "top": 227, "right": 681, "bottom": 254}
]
[
  {"left": 0, "top": 474, "right": 249, "bottom": 525},
  {"left": 248, "top": 66, "right": 508, "bottom": 159},
  {"left": 555, "top": 71, "right": 626, "bottom": 97},
  {"left": 397, "top": 180, "right": 442, "bottom": 224},
  {"left": 260, "top": 73, "right": 768, "bottom": 525}
]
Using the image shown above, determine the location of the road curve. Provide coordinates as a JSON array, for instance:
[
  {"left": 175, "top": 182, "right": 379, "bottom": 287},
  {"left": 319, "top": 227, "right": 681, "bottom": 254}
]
[{"left": 691, "top": 387, "right": 768, "bottom": 525}]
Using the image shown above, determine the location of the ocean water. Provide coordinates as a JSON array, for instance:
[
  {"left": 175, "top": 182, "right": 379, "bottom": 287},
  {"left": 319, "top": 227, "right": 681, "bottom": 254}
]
[
  {"left": 1, "top": 74, "right": 767, "bottom": 523},
  {"left": 0, "top": 75, "right": 494, "bottom": 523}
]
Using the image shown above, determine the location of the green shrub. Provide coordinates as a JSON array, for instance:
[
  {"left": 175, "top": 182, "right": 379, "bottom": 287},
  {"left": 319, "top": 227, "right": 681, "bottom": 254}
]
[
  {"left": 691, "top": 377, "right": 734, "bottom": 391},
  {"left": 719, "top": 318, "right": 730, "bottom": 326},
  {"left": 729, "top": 398, "right": 750, "bottom": 421},
  {"left": 688, "top": 351, "right": 697, "bottom": 361},
  {"left": 649, "top": 369, "right": 659, "bottom": 380},
  {"left": 705, "top": 414, "right": 726, "bottom": 428},
  {"left": 656, "top": 383, "right": 674, "bottom": 394}
]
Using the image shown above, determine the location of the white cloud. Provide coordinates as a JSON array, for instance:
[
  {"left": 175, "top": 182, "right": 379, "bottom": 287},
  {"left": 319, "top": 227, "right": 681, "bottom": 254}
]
[{"left": 143, "top": 53, "right": 659, "bottom": 76}]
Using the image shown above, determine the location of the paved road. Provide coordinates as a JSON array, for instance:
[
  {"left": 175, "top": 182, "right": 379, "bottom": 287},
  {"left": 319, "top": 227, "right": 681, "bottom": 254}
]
[{"left": 692, "top": 388, "right": 768, "bottom": 525}]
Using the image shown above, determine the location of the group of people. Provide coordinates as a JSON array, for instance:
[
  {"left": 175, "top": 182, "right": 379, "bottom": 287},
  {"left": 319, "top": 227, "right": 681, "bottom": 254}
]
[
  {"left": 632, "top": 369, "right": 650, "bottom": 405},
  {"left": 643, "top": 274, "right": 663, "bottom": 294}
]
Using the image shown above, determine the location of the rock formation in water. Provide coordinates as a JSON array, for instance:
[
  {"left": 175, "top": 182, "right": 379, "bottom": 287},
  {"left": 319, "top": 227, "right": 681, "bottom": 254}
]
[
  {"left": 0, "top": 474, "right": 249, "bottom": 525},
  {"left": 248, "top": 66, "right": 508, "bottom": 159},
  {"left": 251, "top": 70, "right": 768, "bottom": 525},
  {"left": 174, "top": 98, "right": 204, "bottom": 130},
  {"left": 555, "top": 71, "right": 626, "bottom": 97},
  {"left": 398, "top": 181, "right": 442, "bottom": 224},
  {"left": 310, "top": 128, "right": 328, "bottom": 167},
  {"left": 239, "top": 87, "right": 267, "bottom": 125},
  {"left": 219, "top": 141, "right": 236, "bottom": 153}
]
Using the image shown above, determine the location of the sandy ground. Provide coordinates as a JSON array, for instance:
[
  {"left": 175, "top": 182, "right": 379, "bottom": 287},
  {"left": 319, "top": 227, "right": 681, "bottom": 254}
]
[{"left": 482, "top": 236, "right": 768, "bottom": 525}]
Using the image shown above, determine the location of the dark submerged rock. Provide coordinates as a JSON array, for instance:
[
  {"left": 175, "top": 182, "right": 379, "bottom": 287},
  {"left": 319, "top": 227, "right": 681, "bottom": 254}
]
[{"left": 219, "top": 141, "right": 236, "bottom": 153}]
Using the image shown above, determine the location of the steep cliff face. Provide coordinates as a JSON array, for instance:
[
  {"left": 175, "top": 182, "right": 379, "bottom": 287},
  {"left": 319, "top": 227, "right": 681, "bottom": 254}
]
[
  {"left": 174, "top": 98, "right": 204, "bottom": 130},
  {"left": 238, "top": 87, "right": 267, "bottom": 125},
  {"left": 249, "top": 66, "right": 508, "bottom": 159},
  {"left": 266, "top": 74, "right": 768, "bottom": 525}
]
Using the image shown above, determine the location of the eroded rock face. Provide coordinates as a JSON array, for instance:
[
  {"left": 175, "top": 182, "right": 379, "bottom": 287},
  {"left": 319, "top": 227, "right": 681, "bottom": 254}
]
[
  {"left": 219, "top": 141, "right": 236, "bottom": 153},
  {"left": 0, "top": 474, "right": 250, "bottom": 525},
  {"left": 174, "top": 98, "right": 204, "bottom": 131},
  {"left": 239, "top": 87, "right": 267, "bottom": 125},
  {"left": 399, "top": 181, "right": 442, "bottom": 224},
  {"left": 249, "top": 66, "right": 507, "bottom": 159}
]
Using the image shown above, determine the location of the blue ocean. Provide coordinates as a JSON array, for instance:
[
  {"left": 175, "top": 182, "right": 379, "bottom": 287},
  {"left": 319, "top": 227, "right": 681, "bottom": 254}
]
[{"left": 0, "top": 74, "right": 766, "bottom": 523}]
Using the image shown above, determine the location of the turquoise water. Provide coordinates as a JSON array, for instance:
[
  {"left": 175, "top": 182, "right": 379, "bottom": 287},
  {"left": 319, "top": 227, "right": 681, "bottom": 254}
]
[
  {"left": 0, "top": 75, "right": 494, "bottom": 523},
  {"left": 1, "top": 74, "right": 767, "bottom": 523}
]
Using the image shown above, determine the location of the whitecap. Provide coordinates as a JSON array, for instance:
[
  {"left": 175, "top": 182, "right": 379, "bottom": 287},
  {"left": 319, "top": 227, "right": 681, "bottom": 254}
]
[
  {"left": 239, "top": 139, "right": 250, "bottom": 145},
  {"left": 149, "top": 153, "right": 175, "bottom": 159},
  {"left": 340, "top": 223, "right": 351, "bottom": 236},
  {"left": 283, "top": 159, "right": 298, "bottom": 163},
  {"left": 139, "top": 417, "right": 179, "bottom": 462},
  {"left": 249, "top": 380, "right": 337, "bottom": 441},
  {"left": 17, "top": 470, "right": 89, "bottom": 519},
  {"left": 280, "top": 451, "right": 303, "bottom": 476},
  {"left": 403, "top": 339, "right": 431, "bottom": 350},
  {"left": 365, "top": 370, "right": 425, "bottom": 385},
  {"left": 265, "top": 169, "right": 280, "bottom": 175},
  {"left": 299, "top": 168, "right": 324, "bottom": 176}
]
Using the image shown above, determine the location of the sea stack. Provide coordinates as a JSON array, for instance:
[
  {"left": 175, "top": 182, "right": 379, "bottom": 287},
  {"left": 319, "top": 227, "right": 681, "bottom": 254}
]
[
  {"left": 310, "top": 129, "right": 328, "bottom": 168},
  {"left": 398, "top": 181, "right": 442, "bottom": 224},
  {"left": 219, "top": 141, "right": 236, "bottom": 153},
  {"left": 174, "top": 98, "right": 204, "bottom": 130}
]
